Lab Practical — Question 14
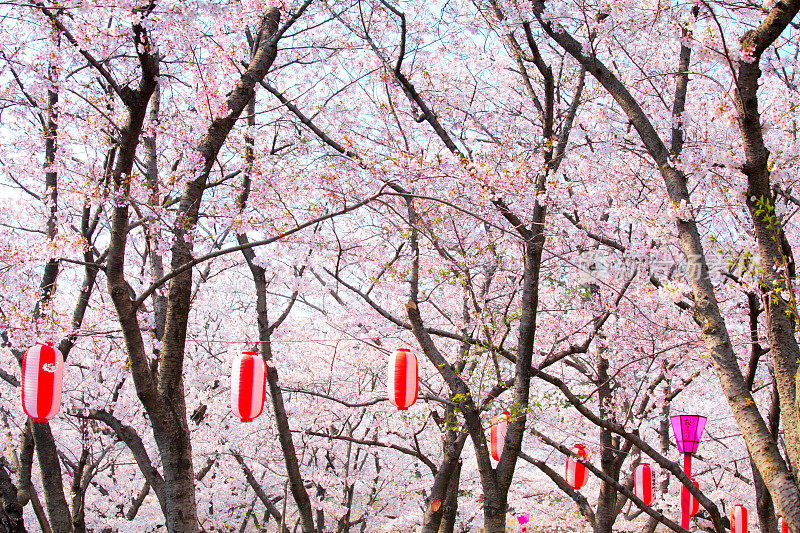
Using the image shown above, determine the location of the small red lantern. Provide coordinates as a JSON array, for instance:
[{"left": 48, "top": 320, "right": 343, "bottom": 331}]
[
  {"left": 22, "top": 343, "right": 64, "bottom": 423},
  {"left": 231, "top": 351, "right": 266, "bottom": 422},
  {"left": 680, "top": 478, "right": 700, "bottom": 517},
  {"left": 387, "top": 348, "right": 418, "bottom": 410},
  {"left": 634, "top": 463, "right": 653, "bottom": 505},
  {"left": 565, "top": 444, "right": 588, "bottom": 490},
  {"left": 490, "top": 412, "right": 509, "bottom": 461},
  {"left": 778, "top": 517, "right": 789, "bottom": 533},
  {"left": 731, "top": 505, "right": 748, "bottom": 533}
]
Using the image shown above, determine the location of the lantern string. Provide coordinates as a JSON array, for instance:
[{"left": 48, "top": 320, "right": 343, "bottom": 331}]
[{"left": 0, "top": 323, "right": 405, "bottom": 345}]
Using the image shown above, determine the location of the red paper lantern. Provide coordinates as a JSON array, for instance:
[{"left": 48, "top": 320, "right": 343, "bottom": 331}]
[
  {"left": 634, "top": 462, "right": 653, "bottom": 505},
  {"left": 22, "top": 343, "right": 64, "bottom": 423},
  {"left": 231, "top": 351, "right": 266, "bottom": 422},
  {"left": 681, "top": 478, "right": 700, "bottom": 517},
  {"left": 490, "top": 412, "right": 509, "bottom": 461},
  {"left": 387, "top": 348, "right": 418, "bottom": 410},
  {"left": 731, "top": 505, "right": 748, "bottom": 533},
  {"left": 778, "top": 517, "right": 789, "bottom": 533},
  {"left": 565, "top": 444, "right": 588, "bottom": 490}
]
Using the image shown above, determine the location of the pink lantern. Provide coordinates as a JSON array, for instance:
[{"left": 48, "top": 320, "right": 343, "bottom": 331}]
[
  {"left": 21, "top": 343, "right": 64, "bottom": 423},
  {"left": 731, "top": 505, "right": 747, "bottom": 533},
  {"left": 387, "top": 348, "right": 418, "bottom": 410},
  {"left": 671, "top": 415, "right": 707, "bottom": 454},
  {"left": 565, "top": 444, "right": 588, "bottom": 490},
  {"left": 517, "top": 512, "right": 530, "bottom": 532},
  {"left": 634, "top": 463, "right": 653, "bottom": 505},
  {"left": 231, "top": 351, "right": 266, "bottom": 422},
  {"left": 672, "top": 414, "right": 706, "bottom": 528},
  {"left": 778, "top": 517, "right": 789, "bottom": 533},
  {"left": 490, "top": 412, "right": 509, "bottom": 461}
]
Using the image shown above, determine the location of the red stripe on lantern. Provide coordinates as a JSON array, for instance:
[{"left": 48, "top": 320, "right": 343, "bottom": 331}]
[
  {"left": 387, "top": 348, "right": 418, "bottom": 410},
  {"left": 731, "top": 505, "right": 748, "bottom": 533},
  {"left": 231, "top": 351, "right": 266, "bottom": 422},
  {"left": 565, "top": 444, "right": 588, "bottom": 490},
  {"left": 490, "top": 412, "right": 509, "bottom": 461},
  {"left": 634, "top": 463, "right": 653, "bottom": 505},
  {"left": 21, "top": 343, "right": 64, "bottom": 423}
]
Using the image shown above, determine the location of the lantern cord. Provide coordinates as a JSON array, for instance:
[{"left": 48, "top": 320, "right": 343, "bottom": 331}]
[{"left": 0, "top": 323, "right": 410, "bottom": 346}]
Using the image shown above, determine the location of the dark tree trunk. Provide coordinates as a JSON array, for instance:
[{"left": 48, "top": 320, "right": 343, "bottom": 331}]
[
  {"left": 421, "top": 431, "right": 466, "bottom": 533},
  {"left": 31, "top": 423, "right": 72, "bottom": 532},
  {"left": 0, "top": 464, "right": 25, "bottom": 533},
  {"left": 69, "top": 449, "right": 87, "bottom": 533},
  {"left": 438, "top": 459, "right": 462, "bottom": 533},
  {"left": 594, "top": 350, "right": 619, "bottom": 533}
]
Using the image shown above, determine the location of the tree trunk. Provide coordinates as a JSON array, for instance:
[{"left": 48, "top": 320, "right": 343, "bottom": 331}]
[
  {"left": 31, "top": 423, "right": 72, "bottom": 532},
  {"left": 422, "top": 431, "right": 466, "bottom": 533},
  {"left": 0, "top": 464, "right": 25, "bottom": 533},
  {"left": 482, "top": 492, "right": 507, "bottom": 533},
  {"left": 265, "top": 361, "right": 316, "bottom": 533},
  {"left": 594, "top": 351, "right": 619, "bottom": 533},
  {"left": 150, "top": 419, "right": 196, "bottom": 532},
  {"left": 69, "top": 449, "right": 87, "bottom": 533},
  {"left": 736, "top": 3, "right": 800, "bottom": 482},
  {"left": 438, "top": 460, "right": 462, "bottom": 533}
]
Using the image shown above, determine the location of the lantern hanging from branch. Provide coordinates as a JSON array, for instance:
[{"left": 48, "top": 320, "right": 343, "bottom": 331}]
[
  {"left": 387, "top": 348, "right": 418, "bottom": 410},
  {"left": 731, "top": 505, "right": 748, "bottom": 533},
  {"left": 565, "top": 444, "right": 588, "bottom": 490},
  {"left": 778, "top": 517, "right": 789, "bottom": 533},
  {"left": 21, "top": 342, "right": 64, "bottom": 423},
  {"left": 231, "top": 351, "right": 266, "bottom": 422},
  {"left": 634, "top": 463, "right": 653, "bottom": 505},
  {"left": 490, "top": 412, "right": 509, "bottom": 461}
]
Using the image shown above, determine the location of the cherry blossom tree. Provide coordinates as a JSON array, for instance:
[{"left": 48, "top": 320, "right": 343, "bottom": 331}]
[{"left": 0, "top": 0, "right": 798, "bottom": 532}]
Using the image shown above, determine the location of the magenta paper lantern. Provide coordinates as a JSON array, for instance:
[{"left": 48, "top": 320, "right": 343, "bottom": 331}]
[
  {"left": 517, "top": 512, "right": 530, "bottom": 532},
  {"left": 731, "top": 505, "right": 748, "bottom": 533},
  {"left": 634, "top": 463, "right": 653, "bottom": 505},
  {"left": 21, "top": 343, "right": 65, "bottom": 423},
  {"left": 671, "top": 415, "right": 707, "bottom": 454}
]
